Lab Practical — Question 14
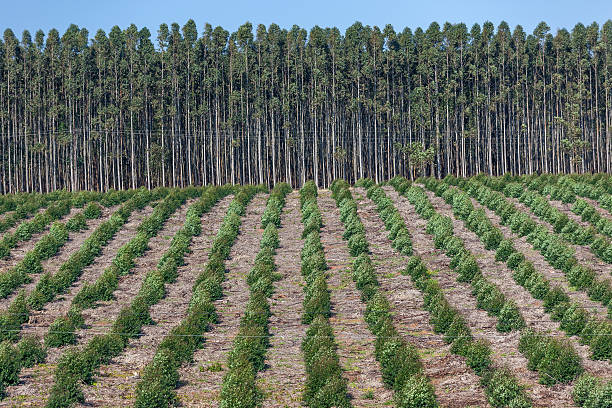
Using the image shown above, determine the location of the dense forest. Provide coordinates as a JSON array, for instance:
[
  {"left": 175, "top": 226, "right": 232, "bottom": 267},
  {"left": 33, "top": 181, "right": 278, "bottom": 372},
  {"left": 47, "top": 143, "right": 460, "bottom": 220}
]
[{"left": 1, "top": 19, "right": 611, "bottom": 192}]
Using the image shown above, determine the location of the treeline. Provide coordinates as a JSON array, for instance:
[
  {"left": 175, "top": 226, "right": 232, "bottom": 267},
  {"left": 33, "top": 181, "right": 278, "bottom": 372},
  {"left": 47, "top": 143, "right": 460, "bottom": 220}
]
[{"left": 1, "top": 19, "right": 611, "bottom": 193}]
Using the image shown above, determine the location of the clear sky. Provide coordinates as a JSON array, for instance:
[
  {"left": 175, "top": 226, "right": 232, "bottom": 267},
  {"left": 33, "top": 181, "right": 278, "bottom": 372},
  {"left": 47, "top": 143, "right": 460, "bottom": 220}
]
[{"left": 2, "top": 0, "right": 611, "bottom": 40}]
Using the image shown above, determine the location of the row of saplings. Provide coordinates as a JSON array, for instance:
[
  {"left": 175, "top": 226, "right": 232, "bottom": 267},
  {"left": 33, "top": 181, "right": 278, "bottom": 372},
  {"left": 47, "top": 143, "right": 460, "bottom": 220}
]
[
  {"left": 0, "top": 189, "right": 132, "bottom": 258},
  {"left": 363, "top": 177, "right": 533, "bottom": 408},
  {"left": 0, "top": 201, "right": 103, "bottom": 300},
  {"left": 555, "top": 173, "right": 612, "bottom": 213},
  {"left": 420, "top": 178, "right": 585, "bottom": 383},
  {"left": 299, "top": 181, "right": 351, "bottom": 408},
  {"left": 438, "top": 177, "right": 612, "bottom": 361},
  {"left": 446, "top": 176, "right": 612, "bottom": 355},
  {"left": 133, "top": 185, "right": 263, "bottom": 407},
  {"left": 504, "top": 180, "right": 612, "bottom": 264},
  {"left": 414, "top": 176, "right": 611, "bottom": 406},
  {"left": 454, "top": 176, "right": 612, "bottom": 312},
  {"left": 332, "top": 178, "right": 441, "bottom": 408},
  {"left": 44, "top": 188, "right": 193, "bottom": 349},
  {"left": 43, "top": 186, "right": 209, "bottom": 407},
  {"left": 218, "top": 183, "right": 291, "bottom": 407},
  {"left": 0, "top": 189, "right": 164, "bottom": 398},
  {"left": 527, "top": 174, "right": 612, "bottom": 239}
]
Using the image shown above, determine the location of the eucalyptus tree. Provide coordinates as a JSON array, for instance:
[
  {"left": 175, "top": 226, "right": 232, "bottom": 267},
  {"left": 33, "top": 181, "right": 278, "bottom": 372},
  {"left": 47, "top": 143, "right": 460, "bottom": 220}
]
[{"left": 1, "top": 19, "right": 611, "bottom": 192}]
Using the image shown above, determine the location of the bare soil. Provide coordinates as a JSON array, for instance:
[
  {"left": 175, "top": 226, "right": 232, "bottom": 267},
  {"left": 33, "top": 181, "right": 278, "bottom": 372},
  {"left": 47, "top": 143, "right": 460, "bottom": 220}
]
[
  {"left": 354, "top": 187, "right": 490, "bottom": 408},
  {"left": 506, "top": 196, "right": 611, "bottom": 282},
  {"left": 175, "top": 193, "right": 268, "bottom": 407},
  {"left": 78, "top": 195, "right": 235, "bottom": 407},
  {"left": 386, "top": 186, "right": 576, "bottom": 408},
  {"left": 317, "top": 191, "right": 393, "bottom": 408},
  {"left": 256, "top": 191, "right": 309, "bottom": 407}
]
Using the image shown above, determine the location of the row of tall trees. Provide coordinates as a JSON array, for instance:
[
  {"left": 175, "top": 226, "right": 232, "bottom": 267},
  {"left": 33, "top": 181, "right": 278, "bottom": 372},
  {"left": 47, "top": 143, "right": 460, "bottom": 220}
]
[{"left": 1, "top": 19, "right": 611, "bottom": 192}]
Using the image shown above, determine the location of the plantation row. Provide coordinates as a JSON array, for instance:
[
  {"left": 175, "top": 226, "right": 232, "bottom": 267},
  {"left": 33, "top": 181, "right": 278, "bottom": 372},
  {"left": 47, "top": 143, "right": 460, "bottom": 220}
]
[{"left": 0, "top": 175, "right": 610, "bottom": 407}]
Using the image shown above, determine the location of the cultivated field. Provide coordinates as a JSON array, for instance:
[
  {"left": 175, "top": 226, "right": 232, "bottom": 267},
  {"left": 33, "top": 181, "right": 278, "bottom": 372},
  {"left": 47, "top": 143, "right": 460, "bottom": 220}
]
[{"left": 0, "top": 174, "right": 611, "bottom": 408}]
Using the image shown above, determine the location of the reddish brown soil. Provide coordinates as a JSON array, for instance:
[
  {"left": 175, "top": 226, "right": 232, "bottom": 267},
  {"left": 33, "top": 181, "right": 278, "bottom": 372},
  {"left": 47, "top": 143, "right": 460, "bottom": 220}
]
[
  {"left": 0, "top": 206, "right": 81, "bottom": 272},
  {"left": 77, "top": 195, "right": 234, "bottom": 407},
  {"left": 353, "top": 187, "right": 490, "bottom": 408},
  {"left": 505, "top": 196, "right": 611, "bottom": 281},
  {"left": 2, "top": 201, "right": 191, "bottom": 407},
  {"left": 256, "top": 191, "right": 309, "bottom": 407},
  {"left": 385, "top": 186, "right": 577, "bottom": 408},
  {"left": 175, "top": 193, "right": 268, "bottom": 407},
  {"left": 420, "top": 188, "right": 612, "bottom": 382},
  {"left": 317, "top": 191, "right": 393, "bottom": 408}
]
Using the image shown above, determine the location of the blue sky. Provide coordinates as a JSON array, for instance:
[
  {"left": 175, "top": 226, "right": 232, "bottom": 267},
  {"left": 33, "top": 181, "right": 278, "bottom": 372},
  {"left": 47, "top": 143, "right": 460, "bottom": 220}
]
[{"left": 2, "top": 0, "right": 611, "bottom": 39}]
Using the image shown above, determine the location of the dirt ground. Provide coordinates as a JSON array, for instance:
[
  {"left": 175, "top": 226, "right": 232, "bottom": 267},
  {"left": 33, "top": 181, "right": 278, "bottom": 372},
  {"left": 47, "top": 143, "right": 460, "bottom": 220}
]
[
  {"left": 256, "top": 191, "right": 309, "bottom": 407},
  {"left": 354, "top": 187, "right": 489, "bottom": 408},
  {"left": 175, "top": 193, "right": 268, "bottom": 407},
  {"left": 317, "top": 191, "right": 394, "bottom": 408}
]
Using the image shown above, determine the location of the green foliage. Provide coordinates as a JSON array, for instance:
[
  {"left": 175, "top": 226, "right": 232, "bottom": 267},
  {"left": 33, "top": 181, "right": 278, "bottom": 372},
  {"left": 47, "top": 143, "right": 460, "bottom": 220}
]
[
  {"left": 496, "top": 301, "right": 525, "bottom": 332},
  {"left": 518, "top": 329, "right": 583, "bottom": 385},
  {"left": 50, "top": 188, "right": 237, "bottom": 408},
  {"left": 495, "top": 239, "right": 516, "bottom": 262},
  {"left": 46, "top": 317, "right": 77, "bottom": 347},
  {"left": 395, "top": 375, "right": 439, "bottom": 408},
  {"left": 482, "top": 368, "right": 531, "bottom": 408},
  {"left": 572, "top": 374, "right": 612, "bottom": 408}
]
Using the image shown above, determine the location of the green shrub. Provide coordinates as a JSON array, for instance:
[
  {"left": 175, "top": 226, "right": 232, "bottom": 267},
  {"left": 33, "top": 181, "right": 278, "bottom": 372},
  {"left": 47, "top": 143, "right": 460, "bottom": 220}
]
[
  {"left": 260, "top": 224, "right": 279, "bottom": 249},
  {"left": 572, "top": 374, "right": 600, "bottom": 406},
  {"left": 348, "top": 232, "right": 368, "bottom": 256},
  {"left": 66, "top": 213, "right": 87, "bottom": 232},
  {"left": 456, "top": 254, "right": 479, "bottom": 282},
  {"left": 543, "top": 286, "right": 570, "bottom": 313},
  {"left": 464, "top": 339, "right": 492, "bottom": 376},
  {"left": 483, "top": 368, "right": 531, "bottom": 408},
  {"left": 16, "top": 335, "right": 46, "bottom": 368},
  {"left": 518, "top": 329, "right": 582, "bottom": 385},
  {"left": 495, "top": 239, "right": 515, "bottom": 262},
  {"left": 46, "top": 317, "right": 77, "bottom": 347},
  {"left": 496, "top": 301, "right": 525, "bottom": 332},
  {"left": 0, "top": 341, "right": 20, "bottom": 387},
  {"left": 483, "top": 228, "right": 503, "bottom": 250},
  {"left": 560, "top": 304, "right": 588, "bottom": 336},
  {"left": 83, "top": 203, "right": 102, "bottom": 219},
  {"left": 395, "top": 375, "right": 438, "bottom": 408}
]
